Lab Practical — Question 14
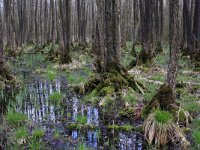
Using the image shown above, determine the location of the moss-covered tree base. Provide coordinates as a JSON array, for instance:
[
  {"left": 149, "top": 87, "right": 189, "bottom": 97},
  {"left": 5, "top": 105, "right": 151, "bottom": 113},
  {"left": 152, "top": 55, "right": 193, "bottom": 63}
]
[
  {"left": 75, "top": 70, "right": 145, "bottom": 122},
  {"left": 84, "top": 70, "right": 144, "bottom": 95},
  {"left": 142, "top": 84, "right": 180, "bottom": 117},
  {"left": 128, "top": 50, "right": 154, "bottom": 69},
  {"left": 136, "top": 51, "right": 154, "bottom": 66}
]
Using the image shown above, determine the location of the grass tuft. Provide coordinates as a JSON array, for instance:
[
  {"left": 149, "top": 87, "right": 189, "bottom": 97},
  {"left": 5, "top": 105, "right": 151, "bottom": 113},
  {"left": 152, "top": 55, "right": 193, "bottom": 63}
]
[{"left": 154, "top": 110, "right": 172, "bottom": 124}]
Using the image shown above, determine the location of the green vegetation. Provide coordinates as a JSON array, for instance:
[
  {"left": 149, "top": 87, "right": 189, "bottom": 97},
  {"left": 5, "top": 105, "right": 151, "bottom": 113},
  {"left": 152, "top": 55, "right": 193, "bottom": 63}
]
[
  {"left": 67, "top": 72, "right": 87, "bottom": 84},
  {"left": 15, "top": 127, "right": 29, "bottom": 139},
  {"left": 49, "top": 91, "right": 63, "bottom": 105},
  {"left": 32, "top": 128, "right": 45, "bottom": 139},
  {"left": 184, "top": 102, "right": 200, "bottom": 113},
  {"left": 29, "top": 140, "right": 46, "bottom": 150},
  {"left": 154, "top": 110, "right": 172, "bottom": 124},
  {"left": 123, "top": 88, "right": 137, "bottom": 105},
  {"left": 76, "top": 116, "right": 87, "bottom": 124},
  {"left": 192, "top": 130, "right": 200, "bottom": 148},
  {"left": 6, "top": 110, "right": 27, "bottom": 127},
  {"left": 46, "top": 70, "right": 56, "bottom": 81}
]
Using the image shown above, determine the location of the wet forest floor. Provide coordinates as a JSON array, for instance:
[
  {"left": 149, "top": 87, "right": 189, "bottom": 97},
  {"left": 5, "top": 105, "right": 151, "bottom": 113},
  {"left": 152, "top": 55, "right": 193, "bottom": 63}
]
[{"left": 0, "top": 43, "right": 200, "bottom": 150}]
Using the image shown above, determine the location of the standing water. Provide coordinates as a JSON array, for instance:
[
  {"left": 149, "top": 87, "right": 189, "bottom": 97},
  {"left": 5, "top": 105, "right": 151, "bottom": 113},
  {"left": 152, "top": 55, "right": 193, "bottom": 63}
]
[{"left": 0, "top": 54, "right": 144, "bottom": 149}]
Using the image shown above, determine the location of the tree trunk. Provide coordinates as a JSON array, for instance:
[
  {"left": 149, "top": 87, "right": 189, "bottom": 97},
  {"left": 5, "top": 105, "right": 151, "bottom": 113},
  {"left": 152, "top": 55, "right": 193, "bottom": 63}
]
[
  {"left": 0, "top": 12, "right": 3, "bottom": 65},
  {"left": 105, "top": 0, "right": 121, "bottom": 71},
  {"left": 166, "top": 0, "right": 180, "bottom": 90},
  {"left": 60, "top": 0, "right": 72, "bottom": 64}
]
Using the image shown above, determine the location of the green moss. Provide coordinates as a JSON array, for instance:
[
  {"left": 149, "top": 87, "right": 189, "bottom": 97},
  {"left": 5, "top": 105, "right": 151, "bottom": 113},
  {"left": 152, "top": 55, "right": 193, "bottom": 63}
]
[
  {"left": 49, "top": 92, "right": 63, "bottom": 105},
  {"left": 120, "top": 125, "right": 134, "bottom": 132},
  {"left": 15, "top": 127, "right": 29, "bottom": 139},
  {"left": 67, "top": 73, "right": 87, "bottom": 84},
  {"left": 76, "top": 116, "right": 87, "bottom": 124},
  {"left": 46, "top": 70, "right": 56, "bottom": 81},
  {"left": 6, "top": 110, "right": 27, "bottom": 127},
  {"left": 107, "top": 124, "right": 135, "bottom": 132},
  {"left": 66, "top": 123, "right": 97, "bottom": 130},
  {"left": 123, "top": 88, "right": 137, "bottom": 105},
  {"left": 98, "top": 86, "right": 115, "bottom": 96},
  {"left": 154, "top": 110, "right": 172, "bottom": 124},
  {"left": 150, "top": 74, "right": 165, "bottom": 82},
  {"left": 32, "top": 128, "right": 45, "bottom": 139},
  {"left": 53, "top": 131, "right": 60, "bottom": 140},
  {"left": 83, "top": 89, "right": 99, "bottom": 103},
  {"left": 119, "top": 108, "right": 134, "bottom": 118}
]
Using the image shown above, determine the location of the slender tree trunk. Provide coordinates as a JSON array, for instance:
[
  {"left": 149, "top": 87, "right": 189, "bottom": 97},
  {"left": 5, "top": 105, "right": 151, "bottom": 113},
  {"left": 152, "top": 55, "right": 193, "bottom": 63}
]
[{"left": 0, "top": 12, "right": 3, "bottom": 65}]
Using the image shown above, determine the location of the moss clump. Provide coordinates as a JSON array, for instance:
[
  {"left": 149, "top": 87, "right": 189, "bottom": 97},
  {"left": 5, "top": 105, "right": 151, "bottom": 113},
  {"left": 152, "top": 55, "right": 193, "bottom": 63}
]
[
  {"left": 154, "top": 110, "right": 172, "bottom": 124},
  {"left": 83, "top": 89, "right": 99, "bottom": 103},
  {"left": 76, "top": 116, "right": 87, "bottom": 124},
  {"left": 46, "top": 70, "right": 56, "bottom": 81},
  {"left": 107, "top": 124, "right": 137, "bottom": 132},
  {"left": 119, "top": 108, "right": 134, "bottom": 118},
  {"left": 123, "top": 88, "right": 137, "bottom": 105},
  {"left": 136, "top": 50, "right": 154, "bottom": 66},
  {"left": 66, "top": 123, "right": 97, "bottom": 130},
  {"left": 98, "top": 86, "right": 115, "bottom": 96}
]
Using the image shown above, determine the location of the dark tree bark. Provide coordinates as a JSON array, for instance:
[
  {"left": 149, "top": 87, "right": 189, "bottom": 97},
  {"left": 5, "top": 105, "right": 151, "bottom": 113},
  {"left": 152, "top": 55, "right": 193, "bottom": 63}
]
[
  {"left": 166, "top": 0, "right": 180, "bottom": 89},
  {"left": 0, "top": 12, "right": 3, "bottom": 65},
  {"left": 182, "top": 0, "right": 192, "bottom": 52},
  {"left": 191, "top": 0, "right": 200, "bottom": 67},
  {"left": 60, "top": 0, "right": 72, "bottom": 64},
  {"left": 136, "top": 0, "right": 155, "bottom": 65},
  {"left": 104, "top": 0, "right": 121, "bottom": 71}
]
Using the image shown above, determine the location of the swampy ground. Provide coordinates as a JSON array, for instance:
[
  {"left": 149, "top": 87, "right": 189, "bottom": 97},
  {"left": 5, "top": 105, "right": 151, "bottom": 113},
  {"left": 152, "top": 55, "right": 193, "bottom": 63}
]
[{"left": 0, "top": 43, "right": 200, "bottom": 150}]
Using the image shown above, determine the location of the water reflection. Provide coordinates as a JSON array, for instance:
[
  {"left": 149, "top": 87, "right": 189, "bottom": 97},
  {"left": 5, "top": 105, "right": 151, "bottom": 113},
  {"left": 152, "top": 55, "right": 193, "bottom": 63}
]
[
  {"left": 1, "top": 76, "right": 144, "bottom": 149},
  {"left": 119, "top": 132, "right": 143, "bottom": 150}
]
